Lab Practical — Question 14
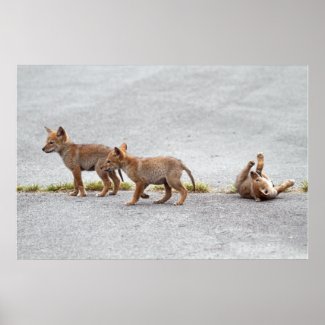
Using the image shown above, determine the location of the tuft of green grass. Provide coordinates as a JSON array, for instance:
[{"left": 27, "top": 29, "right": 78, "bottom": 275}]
[
  {"left": 184, "top": 181, "right": 210, "bottom": 193},
  {"left": 299, "top": 180, "right": 308, "bottom": 192},
  {"left": 119, "top": 182, "right": 133, "bottom": 191},
  {"left": 220, "top": 184, "right": 237, "bottom": 194},
  {"left": 85, "top": 181, "right": 104, "bottom": 191},
  {"left": 46, "top": 183, "right": 75, "bottom": 192},
  {"left": 149, "top": 184, "right": 165, "bottom": 191},
  {"left": 149, "top": 181, "right": 210, "bottom": 193},
  {"left": 16, "top": 180, "right": 307, "bottom": 194},
  {"left": 16, "top": 184, "right": 40, "bottom": 192}
]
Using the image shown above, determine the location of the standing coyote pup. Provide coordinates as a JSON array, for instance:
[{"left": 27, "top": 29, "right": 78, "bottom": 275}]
[
  {"left": 42, "top": 126, "right": 123, "bottom": 197},
  {"left": 235, "top": 152, "right": 295, "bottom": 201},
  {"left": 101, "top": 143, "right": 195, "bottom": 206}
]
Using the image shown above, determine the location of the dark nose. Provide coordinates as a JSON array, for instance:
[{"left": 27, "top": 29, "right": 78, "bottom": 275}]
[{"left": 42, "top": 147, "right": 45, "bottom": 152}]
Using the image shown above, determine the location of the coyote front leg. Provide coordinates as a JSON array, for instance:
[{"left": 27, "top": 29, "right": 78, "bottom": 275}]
[
  {"left": 236, "top": 160, "right": 255, "bottom": 187},
  {"left": 126, "top": 182, "right": 144, "bottom": 205},
  {"left": 69, "top": 177, "right": 79, "bottom": 196},
  {"left": 72, "top": 167, "right": 86, "bottom": 197}
]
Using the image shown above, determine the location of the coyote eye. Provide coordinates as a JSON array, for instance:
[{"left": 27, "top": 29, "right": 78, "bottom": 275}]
[
  {"left": 49, "top": 141, "right": 54, "bottom": 144},
  {"left": 106, "top": 160, "right": 111, "bottom": 163}
]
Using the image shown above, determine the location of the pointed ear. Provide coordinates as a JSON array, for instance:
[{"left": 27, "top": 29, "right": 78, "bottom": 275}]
[
  {"left": 44, "top": 126, "right": 53, "bottom": 134},
  {"left": 56, "top": 126, "right": 66, "bottom": 138},
  {"left": 120, "top": 143, "right": 127, "bottom": 151},
  {"left": 250, "top": 171, "right": 259, "bottom": 180},
  {"left": 114, "top": 147, "right": 122, "bottom": 157}
]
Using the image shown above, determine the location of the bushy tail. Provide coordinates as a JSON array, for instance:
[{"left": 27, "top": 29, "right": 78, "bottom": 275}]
[{"left": 182, "top": 164, "right": 195, "bottom": 192}]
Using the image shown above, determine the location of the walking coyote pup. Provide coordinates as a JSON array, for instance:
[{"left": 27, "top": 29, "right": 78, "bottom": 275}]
[{"left": 101, "top": 143, "right": 195, "bottom": 205}]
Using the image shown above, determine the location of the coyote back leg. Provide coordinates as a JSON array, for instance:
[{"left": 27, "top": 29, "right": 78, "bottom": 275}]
[
  {"left": 96, "top": 164, "right": 111, "bottom": 197},
  {"left": 167, "top": 177, "right": 187, "bottom": 205},
  {"left": 275, "top": 179, "right": 295, "bottom": 194},
  {"left": 256, "top": 152, "right": 264, "bottom": 176}
]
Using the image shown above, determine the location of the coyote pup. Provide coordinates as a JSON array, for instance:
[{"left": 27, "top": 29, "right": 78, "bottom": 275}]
[
  {"left": 235, "top": 152, "right": 295, "bottom": 201},
  {"left": 42, "top": 126, "right": 123, "bottom": 197},
  {"left": 101, "top": 143, "right": 195, "bottom": 205}
]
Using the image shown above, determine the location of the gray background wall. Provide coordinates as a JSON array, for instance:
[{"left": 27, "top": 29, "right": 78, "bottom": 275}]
[{"left": 1, "top": 0, "right": 325, "bottom": 324}]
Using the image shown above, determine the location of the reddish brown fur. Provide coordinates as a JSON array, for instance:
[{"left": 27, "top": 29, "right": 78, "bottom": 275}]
[
  {"left": 235, "top": 152, "right": 295, "bottom": 201},
  {"left": 100, "top": 143, "right": 195, "bottom": 206},
  {"left": 42, "top": 126, "right": 121, "bottom": 197}
]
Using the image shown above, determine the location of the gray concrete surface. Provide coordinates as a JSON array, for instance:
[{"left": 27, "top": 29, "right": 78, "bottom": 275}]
[
  {"left": 17, "top": 192, "right": 307, "bottom": 259},
  {"left": 17, "top": 66, "right": 308, "bottom": 259}
]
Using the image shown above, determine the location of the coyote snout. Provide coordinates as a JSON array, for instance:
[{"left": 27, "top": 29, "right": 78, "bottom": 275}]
[{"left": 101, "top": 143, "right": 195, "bottom": 206}]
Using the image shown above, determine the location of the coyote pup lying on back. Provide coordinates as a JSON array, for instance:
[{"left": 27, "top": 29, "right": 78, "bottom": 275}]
[
  {"left": 42, "top": 126, "right": 123, "bottom": 197},
  {"left": 101, "top": 143, "right": 195, "bottom": 206},
  {"left": 235, "top": 152, "right": 295, "bottom": 201}
]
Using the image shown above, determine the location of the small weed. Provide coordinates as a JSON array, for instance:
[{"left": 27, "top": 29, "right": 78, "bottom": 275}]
[
  {"left": 120, "top": 182, "right": 133, "bottom": 191},
  {"left": 16, "top": 184, "right": 40, "bottom": 192},
  {"left": 16, "top": 185, "right": 24, "bottom": 192},
  {"left": 46, "top": 183, "right": 75, "bottom": 192},
  {"left": 85, "top": 181, "right": 104, "bottom": 191},
  {"left": 150, "top": 184, "right": 165, "bottom": 191},
  {"left": 184, "top": 181, "right": 210, "bottom": 193},
  {"left": 299, "top": 180, "right": 308, "bottom": 192}
]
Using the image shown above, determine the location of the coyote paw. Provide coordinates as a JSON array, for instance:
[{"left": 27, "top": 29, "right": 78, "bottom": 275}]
[
  {"left": 174, "top": 202, "right": 184, "bottom": 206},
  {"left": 141, "top": 193, "right": 150, "bottom": 199},
  {"left": 77, "top": 192, "right": 87, "bottom": 197},
  {"left": 109, "top": 192, "right": 117, "bottom": 196},
  {"left": 69, "top": 191, "right": 78, "bottom": 196},
  {"left": 153, "top": 200, "right": 164, "bottom": 204},
  {"left": 288, "top": 179, "right": 295, "bottom": 186},
  {"left": 126, "top": 201, "right": 136, "bottom": 206},
  {"left": 96, "top": 193, "right": 106, "bottom": 197},
  {"left": 257, "top": 152, "right": 264, "bottom": 159},
  {"left": 248, "top": 160, "right": 255, "bottom": 167}
]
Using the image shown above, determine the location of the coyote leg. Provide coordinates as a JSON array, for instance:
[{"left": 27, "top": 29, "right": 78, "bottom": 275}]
[
  {"left": 126, "top": 182, "right": 144, "bottom": 205},
  {"left": 69, "top": 177, "right": 79, "bottom": 196},
  {"left": 154, "top": 182, "right": 172, "bottom": 204},
  {"left": 236, "top": 160, "right": 255, "bottom": 187},
  {"left": 256, "top": 152, "right": 264, "bottom": 176},
  {"left": 96, "top": 166, "right": 111, "bottom": 197},
  {"left": 275, "top": 179, "right": 295, "bottom": 194},
  {"left": 108, "top": 170, "right": 120, "bottom": 195},
  {"left": 72, "top": 167, "right": 86, "bottom": 197},
  {"left": 141, "top": 184, "right": 150, "bottom": 199}
]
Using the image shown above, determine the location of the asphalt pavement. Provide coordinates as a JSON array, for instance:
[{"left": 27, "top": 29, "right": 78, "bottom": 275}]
[{"left": 17, "top": 191, "right": 307, "bottom": 259}]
